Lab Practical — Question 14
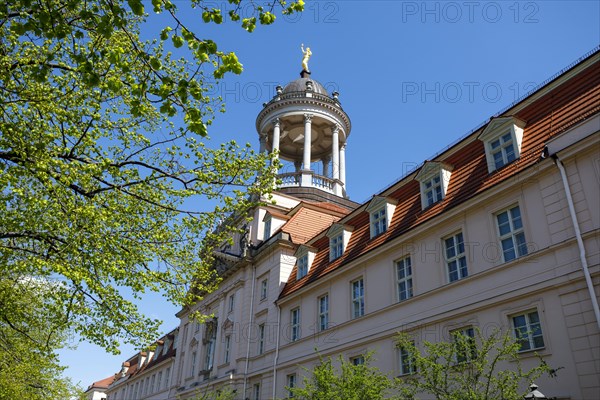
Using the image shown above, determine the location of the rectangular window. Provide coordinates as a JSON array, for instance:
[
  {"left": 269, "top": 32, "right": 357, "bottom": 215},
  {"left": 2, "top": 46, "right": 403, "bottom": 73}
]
[
  {"left": 424, "top": 175, "right": 443, "bottom": 207},
  {"left": 445, "top": 232, "right": 468, "bottom": 282},
  {"left": 253, "top": 382, "right": 261, "bottom": 400},
  {"left": 291, "top": 308, "right": 301, "bottom": 341},
  {"left": 157, "top": 371, "right": 162, "bottom": 391},
  {"left": 258, "top": 323, "right": 265, "bottom": 355},
  {"left": 452, "top": 327, "right": 476, "bottom": 363},
  {"left": 399, "top": 344, "right": 416, "bottom": 375},
  {"left": 371, "top": 207, "right": 387, "bottom": 237},
  {"left": 150, "top": 374, "right": 156, "bottom": 393},
  {"left": 496, "top": 205, "right": 528, "bottom": 262},
  {"left": 287, "top": 374, "right": 296, "bottom": 398},
  {"left": 318, "top": 294, "right": 329, "bottom": 331},
  {"left": 165, "top": 367, "right": 170, "bottom": 388},
  {"left": 331, "top": 234, "right": 344, "bottom": 260},
  {"left": 396, "top": 256, "right": 413, "bottom": 301},
  {"left": 351, "top": 278, "right": 365, "bottom": 318},
  {"left": 297, "top": 255, "right": 308, "bottom": 279},
  {"left": 260, "top": 278, "right": 268, "bottom": 300},
  {"left": 190, "top": 351, "right": 196, "bottom": 377},
  {"left": 512, "top": 310, "right": 545, "bottom": 352},
  {"left": 224, "top": 335, "right": 231, "bottom": 363},
  {"left": 350, "top": 355, "right": 365, "bottom": 366},
  {"left": 264, "top": 218, "right": 272, "bottom": 241},
  {"left": 228, "top": 293, "right": 235, "bottom": 313},
  {"left": 490, "top": 132, "right": 516, "bottom": 169}
]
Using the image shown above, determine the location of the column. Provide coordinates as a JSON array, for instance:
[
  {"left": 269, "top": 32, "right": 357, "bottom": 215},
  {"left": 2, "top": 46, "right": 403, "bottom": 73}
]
[
  {"left": 340, "top": 143, "right": 347, "bottom": 186},
  {"left": 259, "top": 134, "right": 267, "bottom": 153},
  {"left": 322, "top": 155, "right": 331, "bottom": 178},
  {"left": 331, "top": 125, "right": 340, "bottom": 181},
  {"left": 303, "top": 113, "right": 313, "bottom": 170},
  {"left": 272, "top": 118, "right": 281, "bottom": 156}
]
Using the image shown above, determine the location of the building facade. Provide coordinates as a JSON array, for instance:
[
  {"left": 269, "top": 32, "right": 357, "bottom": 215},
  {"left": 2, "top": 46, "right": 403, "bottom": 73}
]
[{"left": 102, "top": 48, "right": 600, "bottom": 399}]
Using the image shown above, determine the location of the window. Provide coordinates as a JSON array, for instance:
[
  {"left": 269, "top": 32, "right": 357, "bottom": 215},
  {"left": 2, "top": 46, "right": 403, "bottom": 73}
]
[
  {"left": 253, "top": 382, "right": 261, "bottom": 400},
  {"left": 263, "top": 217, "right": 272, "bottom": 241},
  {"left": 490, "top": 132, "right": 516, "bottom": 169},
  {"left": 330, "top": 234, "right": 344, "bottom": 260},
  {"left": 157, "top": 371, "right": 163, "bottom": 391},
  {"left": 228, "top": 293, "right": 235, "bottom": 313},
  {"left": 350, "top": 355, "right": 365, "bottom": 366},
  {"left": 297, "top": 255, "right": 308, "bottom": 280},
  {"left": 224, "top": 335, "right": 231, "bottom": 363},
  {"left": 286, "top": 374, "right": 297, "bottom": 398},
  {"left": 479, "top": 116, "right": 525, "bottom": 173},
  {"left": 396, "top": 256, "right": 413, "bottom": 301},
  {"left": 351, "top": 278, "right": 364, "bottom": 318},
  {"left": 150, "top": 374, "right": 156, "bottom": 393},
  {"left": 190, "top": 351, "right": 197, "bottom": 376},
  {"left": 451, "top": 327, "right": 476, "bottom": 363},
  {"left": 204, "top": 319, "right": 217, "bottom": 370},
  {"left": 258, "top": 323, "right": 265, "bottom": 355},
  {"left": 165, "top": 367, "right": 170, "bottom": 388},
  {"left": 424, "top": 175, "right": 443, "bottom": 207},
  {"left": 291, "top": 308, "right": 301, "bottom": 341},
  {"left": 371, "top": 207, "right": 387, "bottom": 237},
  {"left": 416, "top": 162, "right": 453, "bottom": 209},
  {"left": 398, "top": 343, "right": 416, "bottom": 375},
  {"left": 318, "top": 295, "right": 329, "bottom": 331},
  {"left": 444, "top": 232, "right": 468, "bottom": 282},
  {"left": 260, "top": 278, "right": 268, "bottom": 300},
  {"left": 496, "top": 205, "right": 528, "bottom": 262},
  {"left": 512, "top": 310, "right": 545, "bottom": 352}
]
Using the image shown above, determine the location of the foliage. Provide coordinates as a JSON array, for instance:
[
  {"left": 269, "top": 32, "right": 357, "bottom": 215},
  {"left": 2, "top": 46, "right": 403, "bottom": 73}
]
[
  {"left": 186, "top": 385, "right": 236, "bottom": 400},
  {"left": 0, "top": 276, "right": 82, "bottom": 400},
  {"left": 0, "top": 0, "right": 303, "bottom": 355},
  {"left": 286, "top": 352, "right": 399, "bottom": 400},
  {"left": 395, "top": 327, "right": 552, "bottom": 400}
]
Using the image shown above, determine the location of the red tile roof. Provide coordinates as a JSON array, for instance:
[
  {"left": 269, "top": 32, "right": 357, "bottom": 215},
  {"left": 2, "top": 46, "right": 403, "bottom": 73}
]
[
  {"left": 281, "top": 201, "right": 348, "bottom": 244},
  {"left": 86, "top": 375, "right": 115, "bottom": 392},
  {"left": 279, "top": 50, "right": 600, "bottom": 299}
]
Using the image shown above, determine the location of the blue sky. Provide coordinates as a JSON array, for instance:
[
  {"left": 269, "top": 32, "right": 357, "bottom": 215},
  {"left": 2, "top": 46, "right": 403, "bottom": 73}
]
[{"left": 60, "top": 0, "right": 599, "bottom": 390}]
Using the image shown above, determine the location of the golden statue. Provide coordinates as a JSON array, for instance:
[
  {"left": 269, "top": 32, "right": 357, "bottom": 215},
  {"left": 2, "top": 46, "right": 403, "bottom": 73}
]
[{"left": 301, "top": 43, "right": 312, "bottom": 72}]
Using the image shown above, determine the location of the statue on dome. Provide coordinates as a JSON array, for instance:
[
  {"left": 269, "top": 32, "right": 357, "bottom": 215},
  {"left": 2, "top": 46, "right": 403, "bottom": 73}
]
[{"left": 301, "top": 43, "right": 312, "bottom": 72}]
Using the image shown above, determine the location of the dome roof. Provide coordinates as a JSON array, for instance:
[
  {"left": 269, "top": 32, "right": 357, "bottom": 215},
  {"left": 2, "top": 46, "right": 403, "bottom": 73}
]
[{"left": 283, "top": 77, "right": 329, "bottom": 95}]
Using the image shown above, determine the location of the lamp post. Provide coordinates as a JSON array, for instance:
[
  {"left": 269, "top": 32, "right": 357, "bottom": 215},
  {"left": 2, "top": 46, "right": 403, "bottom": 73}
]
[{"left": 524, "top": 383, "right": 548, "bottom": 399}]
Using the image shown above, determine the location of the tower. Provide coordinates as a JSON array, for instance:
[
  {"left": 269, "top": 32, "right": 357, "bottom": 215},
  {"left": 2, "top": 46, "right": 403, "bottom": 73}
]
[{"left": 256, "top": 70, "right": 353, "bottom": 208}]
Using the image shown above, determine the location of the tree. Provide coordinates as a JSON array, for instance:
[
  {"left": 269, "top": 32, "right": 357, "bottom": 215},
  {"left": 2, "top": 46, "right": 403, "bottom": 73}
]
[
  {"left": 287, "top": 352, "right": 400, "bottom": 400},
  {"left": 0, "top": 276, "right": 81, "bottom": 400},
  {"left": 0, "top": 0, "right": 304, "bottom": 357},
  {"left": 394, "top": 327, "right": 552, "bottom": 400}
]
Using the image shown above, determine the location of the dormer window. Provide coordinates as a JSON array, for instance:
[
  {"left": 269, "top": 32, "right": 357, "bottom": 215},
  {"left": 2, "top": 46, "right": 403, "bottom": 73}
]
[
  {"left": 295, "top": 245, "right": 316, "bottom": 280},
  {"left": 416, "top": 162, "right": 453, "bottom": 210},
  {"left": 365, "top": 196, "right": 397, "bottom": 238},
  {"left": 327, "top": 223, "right": 353, "bottom": 261},
  {"left": 478, "top": 116, "right": 526, "bottom": 173},
  {"left": 263, "top": 216, "right": 272, "bottom": 241}
]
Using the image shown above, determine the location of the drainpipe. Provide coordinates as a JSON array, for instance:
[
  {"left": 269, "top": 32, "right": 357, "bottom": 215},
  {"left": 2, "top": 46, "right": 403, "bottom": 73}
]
[
  {"left": 272, "top": 302, "right": 282, "bottom": 400},
  {"left": 553, "top": 155, "right": 600, "bottom": 330},
  {"left": 242, "top": 264, "right": 257, "bottom": 398}
]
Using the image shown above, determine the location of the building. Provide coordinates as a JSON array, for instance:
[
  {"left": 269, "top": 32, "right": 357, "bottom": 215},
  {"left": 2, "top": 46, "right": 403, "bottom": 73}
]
[
  {"left": 85, "top": 375, "right": 113, "bottom": 400},
  {"left": 101, "top": 47, "right": 599, "bottom": 399}
]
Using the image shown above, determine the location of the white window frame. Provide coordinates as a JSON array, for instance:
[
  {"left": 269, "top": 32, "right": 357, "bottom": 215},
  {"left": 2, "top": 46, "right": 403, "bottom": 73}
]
[
  {"left": 263, "top": 216, "right": 272, "bottom": 241},
  {"left": 318, "top": 294, "right": 329, "bottom": 331},
  {"left": 396, "top": 256, "right": 413, "bottom": 302},
  {"left": 228, "top": 293, "right": 235, "bottom": 313},
  {"left": 253, "top": 382, "right": 261, "bottom": 400},
  {"left": 224, "top": 335, "right": 231, "bottom": 363},
  {"left": 297, "top": 254, "right": 308, "bottom": 280},
  {"left": 286, "top": 373, "right": 296, "bottom": 398},
  {"left": 290, "top": 308, "right": 301, "bottom": 342},
  {"left": 190, "top": 351, "right": 197, "bottom": 377},
  {"left": 444, "top": 231, "right": 468, "bottom": 282},
  {"left": 398, "top": 342, "right": 416, "bottom": 375},
  {"left": 351, "top": 278, "right": 365, "bottom": 318},
  {"left": 366, "top": 196, "right": 397, "bottom": 238},
  {"left": 260, "top": 278, "right": 268, "bottom": 301},
  {"left": 511, "top": 310, "right": 545, "bottom": 352},
  {"left": 258, "top": 323, "right": 265, "bottom": 355},
  {"left": 416, "top": 162, "right": 453, "bottom": 210},
  {"left": 451, "top": 326, "right": 476, "bottom": 363},
  {"left": 327, "top": 224, "right": 353, "bottom": 261},
  {"left": 478, "top": 116, "right": 526, "bottom": 173},
  {"left": 495, "top": 204, "right": 528, "bottom": 262},
  {"left": 350, "top": 355, "right": 365, "bottom": 366}
]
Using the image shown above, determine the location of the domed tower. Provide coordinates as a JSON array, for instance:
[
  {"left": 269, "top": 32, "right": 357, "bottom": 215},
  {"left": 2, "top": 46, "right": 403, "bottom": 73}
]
[{"left": 256, "top": 65, "right": 353, "bottom": 206}]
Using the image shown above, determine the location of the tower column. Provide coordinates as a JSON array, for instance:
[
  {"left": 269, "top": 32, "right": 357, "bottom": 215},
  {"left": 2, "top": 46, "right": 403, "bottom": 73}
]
[
  {"left": 272, "top": 118, "right": 281, "bottom": 156},
  {"left": 259, "top": 134, "right": 267, "bottom": 153},
  {"left": 340, "top": 143, "right": 347, "bottom": 187},
  {"left": 332, "top": 125, "right": 340, "bottom": 180},
  {"left": 302, "top": 113, "right": 313, "bottom": 170},
  {"left": 322, "top": 155, "right": 331, "bottom": 177}
]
